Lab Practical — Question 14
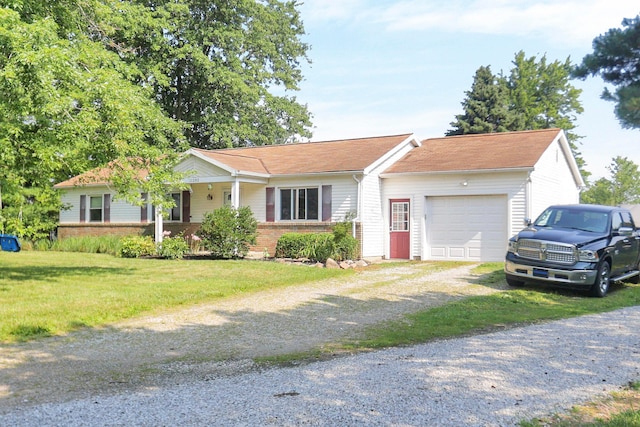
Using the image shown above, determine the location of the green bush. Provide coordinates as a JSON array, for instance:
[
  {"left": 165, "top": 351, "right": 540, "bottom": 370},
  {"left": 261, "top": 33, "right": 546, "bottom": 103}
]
[
  {"left": 274, "top": 216, "right": 359, "bottom": 263},
  {"left": 197, "top": 205, "right": 258, "bottom": 259},
  {"left": 331, "top": 215, "right": 359, "bottom": 261},
  {"left": 332, "top": 234, "right": 358, "bottom": 261},
  {"left": 157, "top": 235, "right": 190, "bottom": 260},
  {"left": 275, "top": 232, "right": 334, "bottom": 263},
  {"left": 274, "top": 233, "right": 307, "bottom": 259},
  {"left": 118, "top": 235, "right": 156, "bottom": 258}
]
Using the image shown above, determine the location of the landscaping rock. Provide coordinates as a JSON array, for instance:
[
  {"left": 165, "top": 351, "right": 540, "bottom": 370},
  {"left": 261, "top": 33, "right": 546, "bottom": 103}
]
[{"left": 325, "top": 258, "right": 340, "bottom": 269}]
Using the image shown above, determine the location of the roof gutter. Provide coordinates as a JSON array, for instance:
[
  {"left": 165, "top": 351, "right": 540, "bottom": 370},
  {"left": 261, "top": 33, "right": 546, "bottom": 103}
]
[{"left": 380, "top": 167, "right": 534, "bottom": 178}]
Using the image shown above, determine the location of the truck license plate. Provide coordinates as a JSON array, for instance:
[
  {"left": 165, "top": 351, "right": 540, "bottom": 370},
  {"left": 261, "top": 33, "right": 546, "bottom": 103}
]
[{"left": 533, "top": 268, "right": 548, "bottom": 278}]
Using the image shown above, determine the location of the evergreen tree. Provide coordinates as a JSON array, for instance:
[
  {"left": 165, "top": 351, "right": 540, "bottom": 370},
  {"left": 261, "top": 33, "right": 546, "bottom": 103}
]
[
  {"left": 574, "top": 15, "right": 640, "bottom": 129},
  {"left": 447, "top": 51, "right": 585, "bottom": 176},
  {"left": 446, "top": 66, "right": 513, "bottom": 136}
]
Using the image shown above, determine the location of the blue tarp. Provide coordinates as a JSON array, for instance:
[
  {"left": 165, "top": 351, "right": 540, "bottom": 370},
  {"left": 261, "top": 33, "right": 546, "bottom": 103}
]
[{"left": 0, "top": 234, "right": 21, "bottom": 252}]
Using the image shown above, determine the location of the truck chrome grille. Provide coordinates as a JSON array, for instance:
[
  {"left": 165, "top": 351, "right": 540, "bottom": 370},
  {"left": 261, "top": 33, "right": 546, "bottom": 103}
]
[{"left": 515, "top": 239, "right": 576, "bottom": 265}]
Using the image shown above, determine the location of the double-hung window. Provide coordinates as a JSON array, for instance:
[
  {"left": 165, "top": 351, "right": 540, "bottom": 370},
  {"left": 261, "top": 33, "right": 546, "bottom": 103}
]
[
  {"left": 89, "top": 196, "right": 103, "bottom": 222},
  {"left": 280, "top": 188, "right": 319, "bottom": 220}
]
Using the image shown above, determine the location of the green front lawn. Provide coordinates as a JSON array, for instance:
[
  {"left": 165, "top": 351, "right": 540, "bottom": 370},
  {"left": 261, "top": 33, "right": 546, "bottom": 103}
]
[{"left": 0, "top": 251, "right": 353, "bottom": 342}]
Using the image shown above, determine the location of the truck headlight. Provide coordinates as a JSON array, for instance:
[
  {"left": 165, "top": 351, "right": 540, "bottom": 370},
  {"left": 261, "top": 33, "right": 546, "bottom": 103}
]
[
  {"left": 578, "top": 249, "right": 599, "bottom": 262},
  {"left": 507, "top": 240, "right": 517, "bottom": 253}
]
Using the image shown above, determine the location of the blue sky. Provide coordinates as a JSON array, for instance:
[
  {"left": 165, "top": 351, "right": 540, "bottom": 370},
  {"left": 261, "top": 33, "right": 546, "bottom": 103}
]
[{"left": 295, "top": 0, "right": 639, "bottom": 180}]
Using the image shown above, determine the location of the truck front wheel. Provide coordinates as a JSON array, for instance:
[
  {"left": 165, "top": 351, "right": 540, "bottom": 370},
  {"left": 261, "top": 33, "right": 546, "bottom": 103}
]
[
  {"left": 505, "top": 274, "right": 524, "bottom": 287},
  {"left": 590, "top": 261, "right": 610, "bottom": 297}
]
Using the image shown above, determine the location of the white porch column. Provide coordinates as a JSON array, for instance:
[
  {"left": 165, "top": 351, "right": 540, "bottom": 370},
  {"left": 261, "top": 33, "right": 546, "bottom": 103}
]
[
  {"left": 155, "top": 206, "right": 164, "bottom": 244},
  {"left": 232, "top": 178, "right": 240, "bottom": 208}
]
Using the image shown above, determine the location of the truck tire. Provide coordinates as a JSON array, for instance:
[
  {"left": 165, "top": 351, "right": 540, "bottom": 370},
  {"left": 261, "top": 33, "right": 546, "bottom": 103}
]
[
  {"left": 505, "top": 274, "right": 524, "bottom": 287},
  {"left": 590, "top": 261, "right": 610, "bottom": 297}
]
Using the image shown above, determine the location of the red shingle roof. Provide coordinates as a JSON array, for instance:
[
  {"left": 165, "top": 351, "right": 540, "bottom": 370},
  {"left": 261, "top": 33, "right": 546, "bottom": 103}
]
[
  {"left": 193, "top": 134, "right": 414, "bottom": 175},
  {"left": 383, "top": 128, "right": 563, "bottom": 174},
  {"left": 54, "top": 134, "right": 415, "bottom": 187}
]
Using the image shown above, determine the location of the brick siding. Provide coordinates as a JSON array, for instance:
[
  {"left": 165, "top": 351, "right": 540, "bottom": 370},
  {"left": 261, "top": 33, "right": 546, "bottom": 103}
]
[{"left": 57, "top": 222, "right": 363, "bottom": 257}]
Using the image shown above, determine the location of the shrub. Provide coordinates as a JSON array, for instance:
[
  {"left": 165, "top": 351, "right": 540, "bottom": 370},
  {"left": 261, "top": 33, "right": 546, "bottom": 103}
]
[
  {"left": 118, "top": 235, "right": 156, "bottom": 258},
  {"left": 197, "top": 205, "right": 258, "bottom": 259},
  {"left": 275, "top": 232, "right": 334, "bottom": 263},
  {"left": 274, "top": 214, "right": 359, "bottom": 263},
  {"left": 274, "top": 233, "right": 307, "bottom": 259},
  {"left": 331, "top": 214, "right": 359, "bottom": 261},
  {"left": 157, "top": 235, "right": 190, "bottom": 260}
]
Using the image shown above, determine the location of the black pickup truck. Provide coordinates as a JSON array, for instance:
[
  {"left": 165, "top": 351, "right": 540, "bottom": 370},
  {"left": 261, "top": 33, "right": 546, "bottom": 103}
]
[{"left": 505, "top": 204, "right": 640, "bottom": 297}]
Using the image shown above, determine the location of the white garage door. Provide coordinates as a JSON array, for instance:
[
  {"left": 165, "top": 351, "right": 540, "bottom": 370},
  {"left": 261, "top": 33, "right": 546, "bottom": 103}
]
[{"left": 426, "top": 195, "right": 507, "bottom": 261}]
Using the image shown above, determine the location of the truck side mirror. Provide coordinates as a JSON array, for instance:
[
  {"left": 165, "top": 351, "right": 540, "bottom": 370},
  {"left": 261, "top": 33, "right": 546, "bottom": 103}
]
[
  {"left": 615, "top": 226, "right": 634, "bottom": 237},
  {"left": 524, "top": 218, "right": 532, "bottom": 227}
]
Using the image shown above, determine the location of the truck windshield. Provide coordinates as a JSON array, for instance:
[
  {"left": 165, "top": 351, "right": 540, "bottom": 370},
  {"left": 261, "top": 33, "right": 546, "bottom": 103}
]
[{"left": 534, "top": 208, "right": 609, "bottom": 233}]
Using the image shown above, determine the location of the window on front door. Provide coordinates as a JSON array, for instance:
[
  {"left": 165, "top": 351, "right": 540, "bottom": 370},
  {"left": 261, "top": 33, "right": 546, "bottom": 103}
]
[
  {"left": 391, "top": 201, "right": 409, "bottom": 231},
  {"left": 280, "top": 188, "right": 319, "bottom": 220}
]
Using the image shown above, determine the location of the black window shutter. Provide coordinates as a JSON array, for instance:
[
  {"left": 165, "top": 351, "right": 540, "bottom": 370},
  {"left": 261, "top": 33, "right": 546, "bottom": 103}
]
[
  {"left": 322, "top": 185, "right": 332, "bottom": 222},
  {"left": 182, "top": 190, "right": 191, "bottom": 223},
  {"left": 103, "top": 194, "right": 111, "bottom": 223},
  {"left": 79, "top": 195, "right": 86, "bottom": 223},
  {"left": 266, "top": 187, "right": 275, "bottom": 222}
]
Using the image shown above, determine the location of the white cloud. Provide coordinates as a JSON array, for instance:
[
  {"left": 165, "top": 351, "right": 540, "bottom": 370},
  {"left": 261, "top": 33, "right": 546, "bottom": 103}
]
[{"left": 310, "top": 0, "right": 639, "bottom": 47}]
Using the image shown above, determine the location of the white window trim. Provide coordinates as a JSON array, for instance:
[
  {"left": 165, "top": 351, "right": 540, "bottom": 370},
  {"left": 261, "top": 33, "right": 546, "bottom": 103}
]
[
  {"left": 88, "top": 195, "right": 104, "bottom": 223},
  {"left": 278, "top": 186, "right": 320, "bottom": 221}
]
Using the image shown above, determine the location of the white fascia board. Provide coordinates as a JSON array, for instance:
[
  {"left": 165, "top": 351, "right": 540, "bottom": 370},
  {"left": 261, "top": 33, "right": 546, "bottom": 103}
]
[
  {"left": 363, "top": 134, "right": 421, "bottom": 175},
  {"left": 184, "top": 149, "right": 236, "bottom": 175},
  {"left": 184, "top": 149, "right": 270, "bottom": 181},
  {"left": 379, "top": 167, "right": 534, "bottom": 178}
]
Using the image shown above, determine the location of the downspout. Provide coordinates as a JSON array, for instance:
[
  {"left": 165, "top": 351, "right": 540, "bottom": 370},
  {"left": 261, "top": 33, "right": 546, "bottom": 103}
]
[
  {"left": 352, "top": 174, "right": 362, "bottom": 240},
  {"left": 525, "top": 171, "right": 532, "bottom": 224}
]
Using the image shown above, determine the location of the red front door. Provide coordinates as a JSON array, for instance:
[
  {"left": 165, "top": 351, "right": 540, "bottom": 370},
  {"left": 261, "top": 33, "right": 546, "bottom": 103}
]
[{"left": 390, "top": 199, "right": 410, "bottom": 259}]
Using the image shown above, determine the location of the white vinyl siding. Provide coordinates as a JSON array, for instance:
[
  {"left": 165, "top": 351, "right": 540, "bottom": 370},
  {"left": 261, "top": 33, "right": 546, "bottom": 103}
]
[
  {"left": 266, "top": 176, "right": 356, "bottom": 223},
  {"left": 359, "top": 141, "right": 416, "bottom": 258},
  {"left": 59, "top": 188, "right": 139, "bottom": 224},
  {"left": 530, "top": 139, "right": 581, "bottom": 220},
  {"left": 382, "top": 171, "right": 529, "bottom": 260}
]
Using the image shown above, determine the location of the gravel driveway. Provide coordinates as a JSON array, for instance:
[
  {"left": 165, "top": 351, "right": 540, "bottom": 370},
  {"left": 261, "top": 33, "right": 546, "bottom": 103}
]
[{"left": 1, "top": 262, "right": 639, "bottom": 426}]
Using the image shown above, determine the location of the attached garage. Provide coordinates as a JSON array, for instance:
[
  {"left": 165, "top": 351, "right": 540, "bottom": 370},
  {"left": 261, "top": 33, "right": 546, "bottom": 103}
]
[
  {"left": 426, "top": 195, "right": 507, "bottom": 261},
  {"left": 380, "top": 129, "right": 585, "bottom": 262}
]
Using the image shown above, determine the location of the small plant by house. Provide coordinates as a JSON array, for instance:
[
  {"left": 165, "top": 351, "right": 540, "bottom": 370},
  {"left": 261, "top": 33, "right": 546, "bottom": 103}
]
[
  {"left": 119, "top": 235, "right": 156, "bottom": 258},
  {"left": 197, "top": 205, "right": 258, "bottom": 259},
  {"left": 275, "top": 215, "right": 359, "bottom": 263},
  {"left": 157, "top": 233, "right": 190, "bottom": 259}
]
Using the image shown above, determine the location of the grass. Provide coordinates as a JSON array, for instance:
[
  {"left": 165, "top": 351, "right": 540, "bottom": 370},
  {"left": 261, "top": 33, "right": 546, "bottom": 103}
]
[
  {"left": 521, "top": 382, "right": 640, "bottom": 426},
  {"left": 0, "top": 250, "right": 353, "bottom": 342},
  {"left": 2, "top": 252, "right": 639, "bottom": 424}
]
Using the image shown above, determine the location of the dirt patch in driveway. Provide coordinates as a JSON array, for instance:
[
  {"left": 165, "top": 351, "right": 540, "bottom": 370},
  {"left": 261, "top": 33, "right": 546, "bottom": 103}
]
[{"left": 0, "top": 262, "right": 505, "bottom": 412}]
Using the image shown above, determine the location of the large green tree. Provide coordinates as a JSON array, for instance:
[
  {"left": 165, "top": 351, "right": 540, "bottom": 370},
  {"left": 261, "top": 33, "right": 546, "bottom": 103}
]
[
  {"left": 1, "top": 0, "right": 312, "bottom": 239},
  {"left": 448, "top": 51, "right": 585, "bottom": 174},
  {"left": 0, "top": 4, "right": 187, "bottom": 239},
  {"left": 581, "top": 156, "right": 640, "bottom": 205},
  {"left": 89, "top": 0, "right": 313, "bottom": 148},
  {"left": 573, "top": 15, "right": 640, "bottom": 129}
]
